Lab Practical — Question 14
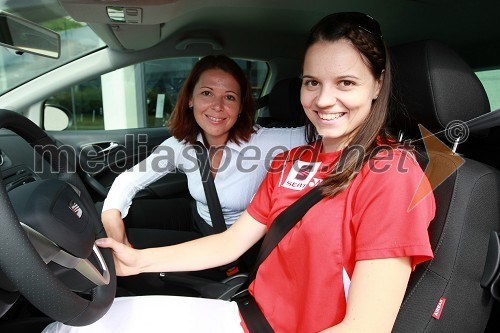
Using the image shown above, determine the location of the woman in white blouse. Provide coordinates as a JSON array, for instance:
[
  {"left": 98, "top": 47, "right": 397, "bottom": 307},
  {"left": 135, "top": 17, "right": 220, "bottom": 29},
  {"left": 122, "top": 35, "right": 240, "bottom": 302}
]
[{"left": 101, "top": 55, "right": 305, "bottom": 254}]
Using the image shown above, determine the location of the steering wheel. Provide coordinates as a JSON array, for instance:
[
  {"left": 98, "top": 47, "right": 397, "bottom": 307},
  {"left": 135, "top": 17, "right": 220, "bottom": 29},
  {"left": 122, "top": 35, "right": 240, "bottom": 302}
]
[{"left": 0, "top": 109, "right": 116, "bottom": 326}]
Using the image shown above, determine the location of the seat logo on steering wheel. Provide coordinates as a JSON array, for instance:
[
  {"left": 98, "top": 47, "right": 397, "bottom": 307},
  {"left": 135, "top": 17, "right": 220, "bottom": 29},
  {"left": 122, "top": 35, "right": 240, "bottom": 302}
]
[{"left": 69, "top": 201, "right": 83, "bottom": 219}]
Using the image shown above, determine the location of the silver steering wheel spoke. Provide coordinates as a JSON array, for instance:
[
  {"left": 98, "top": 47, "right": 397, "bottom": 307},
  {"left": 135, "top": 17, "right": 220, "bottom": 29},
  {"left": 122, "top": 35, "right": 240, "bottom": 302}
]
[{"left": 21, "top": 223, "right": 110, "bottom": 286}]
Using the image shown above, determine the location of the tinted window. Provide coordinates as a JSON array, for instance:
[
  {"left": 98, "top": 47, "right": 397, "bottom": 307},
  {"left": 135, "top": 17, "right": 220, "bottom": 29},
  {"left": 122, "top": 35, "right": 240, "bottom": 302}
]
[{"left": 476, "top": 69, "right": 500, "bottom": 111}]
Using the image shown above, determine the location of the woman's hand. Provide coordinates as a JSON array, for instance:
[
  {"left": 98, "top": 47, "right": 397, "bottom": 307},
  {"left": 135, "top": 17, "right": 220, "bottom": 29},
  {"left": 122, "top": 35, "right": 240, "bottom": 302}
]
[
  {"left": 97, "top": 210, "right": 267, "bottom": 275},
  {"left": 95, "top": 237, "right": 142, "bottom": 276},
  {"left": 101, "top": 209, "right": 132, "bottom": 247}
]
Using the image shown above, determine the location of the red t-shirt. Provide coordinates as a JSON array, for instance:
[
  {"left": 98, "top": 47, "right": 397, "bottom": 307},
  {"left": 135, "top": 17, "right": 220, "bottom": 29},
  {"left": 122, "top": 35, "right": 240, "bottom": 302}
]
[{"left": 244, "top": 142, "right": 435, "bottom": 333}]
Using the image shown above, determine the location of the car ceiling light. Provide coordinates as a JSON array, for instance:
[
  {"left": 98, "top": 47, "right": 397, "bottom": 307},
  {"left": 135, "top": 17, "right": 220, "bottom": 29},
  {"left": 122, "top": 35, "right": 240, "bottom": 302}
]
[{"left": 107, "top": 6, "right": 142, "bottom": 24}]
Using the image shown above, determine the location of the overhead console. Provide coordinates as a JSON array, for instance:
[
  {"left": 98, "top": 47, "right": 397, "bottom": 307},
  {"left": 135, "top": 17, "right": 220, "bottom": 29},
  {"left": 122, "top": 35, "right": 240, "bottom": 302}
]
[{"left": 58, "top": 0, "right": 180, "bottom": 50}]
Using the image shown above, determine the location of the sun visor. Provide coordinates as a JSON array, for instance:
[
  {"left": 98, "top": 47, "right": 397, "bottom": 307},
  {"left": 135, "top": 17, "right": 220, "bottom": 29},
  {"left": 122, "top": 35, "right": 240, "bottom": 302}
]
[{"left": 110, "top": 23, "right": 161, "bottom": 50}]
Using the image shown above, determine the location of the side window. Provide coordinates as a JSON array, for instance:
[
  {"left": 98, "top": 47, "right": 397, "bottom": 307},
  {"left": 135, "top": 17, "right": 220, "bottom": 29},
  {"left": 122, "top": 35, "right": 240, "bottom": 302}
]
[
  {"left": 44, "top": 57, "right": 268, "bottom": 130},
  {"left": 476, "top": 69, "right": 500, "bottom": 111}
]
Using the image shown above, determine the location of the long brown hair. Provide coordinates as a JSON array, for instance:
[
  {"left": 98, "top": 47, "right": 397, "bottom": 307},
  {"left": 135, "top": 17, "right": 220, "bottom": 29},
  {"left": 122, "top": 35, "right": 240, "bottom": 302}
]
[
  {"left": 168, "top": 55, "right": 256, "bottom": 144},
  {"left": 303, "top": 12, "right": 395, "bottom": 197}
]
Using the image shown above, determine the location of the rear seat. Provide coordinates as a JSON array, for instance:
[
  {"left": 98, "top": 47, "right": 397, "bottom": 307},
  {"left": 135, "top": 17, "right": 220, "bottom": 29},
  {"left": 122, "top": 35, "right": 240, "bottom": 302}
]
[{"left": 257, "top": 77, "right": 304, "bottom": 127}]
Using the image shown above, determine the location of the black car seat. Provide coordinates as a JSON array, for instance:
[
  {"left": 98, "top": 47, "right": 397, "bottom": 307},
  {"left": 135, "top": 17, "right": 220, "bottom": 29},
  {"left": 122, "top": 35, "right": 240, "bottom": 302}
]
[
  {"left": 257, "top": 77, "right": 304, "bottom": 128},
  {"left": 390, "top": 40, "right": 500, "bottom": 332}
]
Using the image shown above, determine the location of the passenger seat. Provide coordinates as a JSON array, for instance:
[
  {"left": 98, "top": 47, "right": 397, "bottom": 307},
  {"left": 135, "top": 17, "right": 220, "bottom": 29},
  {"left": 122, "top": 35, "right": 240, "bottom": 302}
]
[{"left": 390, "top": 39, "right": 500, "bottom": 333}]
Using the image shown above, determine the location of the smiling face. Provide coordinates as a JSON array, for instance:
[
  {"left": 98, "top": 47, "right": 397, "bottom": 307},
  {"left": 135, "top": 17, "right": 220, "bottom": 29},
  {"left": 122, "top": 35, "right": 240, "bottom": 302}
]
[
  {"left": 189, "top": 68, "right": 242, "bottom": 146},
  {"left": 301, "top": 40, "right": 383, "bottom": 153}
]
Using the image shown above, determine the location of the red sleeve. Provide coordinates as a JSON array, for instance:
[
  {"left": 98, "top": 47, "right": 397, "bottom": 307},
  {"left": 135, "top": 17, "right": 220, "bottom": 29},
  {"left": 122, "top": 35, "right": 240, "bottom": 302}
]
[
  {"left": 351, "top": 149, "right": 436, "bottom": 269},
  {"left": 246, "top": 152, "right": 287, "bottom": 226}
]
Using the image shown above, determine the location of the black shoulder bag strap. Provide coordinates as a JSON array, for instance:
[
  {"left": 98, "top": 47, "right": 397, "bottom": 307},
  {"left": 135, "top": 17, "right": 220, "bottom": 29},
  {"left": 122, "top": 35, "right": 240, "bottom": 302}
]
[
  {"left": 233, "top": 186, "right": 324, "bottom": 332},
  {"left": 193, "top": 142, "right": 227, "bottom": 234}
]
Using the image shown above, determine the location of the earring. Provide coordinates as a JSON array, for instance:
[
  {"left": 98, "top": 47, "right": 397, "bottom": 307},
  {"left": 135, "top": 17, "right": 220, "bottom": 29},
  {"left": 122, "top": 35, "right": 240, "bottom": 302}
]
[{"left": 189, "top": 106, "right": 193, "bottom": 111}]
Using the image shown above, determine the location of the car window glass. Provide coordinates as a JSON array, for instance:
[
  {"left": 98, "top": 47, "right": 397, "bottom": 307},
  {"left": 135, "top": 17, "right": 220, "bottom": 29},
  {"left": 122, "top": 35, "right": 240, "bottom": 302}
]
[
  {"left": 476, "top": 69, "right": 500, "bottom": 111},
  {"left": 44, "top": 57, "right": 268, "bottom": 130},
  {"left": 0, "top": 1, "right": 104, "bottom": 96}
]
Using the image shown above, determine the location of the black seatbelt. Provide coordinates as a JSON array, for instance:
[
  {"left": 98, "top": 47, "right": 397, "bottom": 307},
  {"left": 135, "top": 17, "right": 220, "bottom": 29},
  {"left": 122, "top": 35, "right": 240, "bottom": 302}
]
[
  {"left": 233, "top": 185, "right": 324, "bottom": 332},
  {"left": 247, "top": 185, "right": 324, "bottom": 285},
  {"left": 194, "top": 142, "right": 226, "bottom": 234},
  {"left": 194, "top": 142, "right": 240, "bottom": 276}
]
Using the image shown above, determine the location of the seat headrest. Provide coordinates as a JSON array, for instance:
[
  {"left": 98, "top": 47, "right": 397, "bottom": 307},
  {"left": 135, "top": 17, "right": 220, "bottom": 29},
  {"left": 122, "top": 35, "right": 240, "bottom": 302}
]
[
  {"left": 267, "top": 77, "right": 304, "bottom": 127},
  {"left": 391, "top": 40, "right": 490, "bottom": 136}
]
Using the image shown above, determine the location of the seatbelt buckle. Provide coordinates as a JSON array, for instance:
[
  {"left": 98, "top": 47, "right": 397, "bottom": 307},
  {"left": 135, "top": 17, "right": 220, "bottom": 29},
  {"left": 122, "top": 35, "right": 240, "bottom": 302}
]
[
  {"left": 219, "top": 259, "right": 240, "bottom": 276},
  {"left": 225, "top": 265, "right": 239, "bottom": 276}
]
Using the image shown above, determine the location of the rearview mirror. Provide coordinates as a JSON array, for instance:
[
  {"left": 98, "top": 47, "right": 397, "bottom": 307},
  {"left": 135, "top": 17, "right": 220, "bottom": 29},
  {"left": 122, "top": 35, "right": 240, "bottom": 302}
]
[{"left": 0, "top": 10, "right": 60, "bottom": 59}]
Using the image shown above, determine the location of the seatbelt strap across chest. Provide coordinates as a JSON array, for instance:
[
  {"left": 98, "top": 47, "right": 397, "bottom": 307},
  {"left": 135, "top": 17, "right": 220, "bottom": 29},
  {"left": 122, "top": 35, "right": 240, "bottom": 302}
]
[
  {"left": 234, "top": 186, "right": 324, "bottom": 332},
  {"left": 247, "top": 185, "right": 324, "bottom": 286},
  {"left": 194, "top": 142, "right": 226, "bottom": 234},
  {"left": 194, "top": 142, "right": 241, "bottom": 276}
]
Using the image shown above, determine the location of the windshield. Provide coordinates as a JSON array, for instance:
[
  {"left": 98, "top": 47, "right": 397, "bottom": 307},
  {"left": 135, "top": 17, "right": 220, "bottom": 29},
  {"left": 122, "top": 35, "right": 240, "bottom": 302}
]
[{"left": 0, "top": 0, "right": 104, "bottom": 95}]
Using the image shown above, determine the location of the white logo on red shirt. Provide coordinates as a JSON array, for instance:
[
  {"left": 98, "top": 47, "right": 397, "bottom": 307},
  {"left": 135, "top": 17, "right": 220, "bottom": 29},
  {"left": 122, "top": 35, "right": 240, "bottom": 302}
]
[
  {"left": 309, "top": 177, "right": 322, "bottom": 187},
  {"left": 282, "top": 161, "right": 322, "bottom": 190}
]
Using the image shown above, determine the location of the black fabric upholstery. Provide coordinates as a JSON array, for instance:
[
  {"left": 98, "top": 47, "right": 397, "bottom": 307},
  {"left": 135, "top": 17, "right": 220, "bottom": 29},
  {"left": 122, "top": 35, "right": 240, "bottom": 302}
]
[
  {"left": 394, "top": 153, "right": 500, "bottom": 332},
  {"left": 391, "top": 40, "right": 500, "bottom": 332},
  {"left": 261, "top": 77, "right": 305, "bottom": 127},
  {"left": 391, "top": 40, "right": 490, "bottom": 139}
]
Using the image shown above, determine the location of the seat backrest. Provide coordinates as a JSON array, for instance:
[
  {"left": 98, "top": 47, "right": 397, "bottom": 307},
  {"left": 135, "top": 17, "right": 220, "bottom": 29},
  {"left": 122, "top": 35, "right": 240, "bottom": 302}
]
[
  {"left": 390, "top": 40, "right": 500, "bottom": 332},
  {"left": 257, "top": 77, "right": 304, "bottom": 127}
]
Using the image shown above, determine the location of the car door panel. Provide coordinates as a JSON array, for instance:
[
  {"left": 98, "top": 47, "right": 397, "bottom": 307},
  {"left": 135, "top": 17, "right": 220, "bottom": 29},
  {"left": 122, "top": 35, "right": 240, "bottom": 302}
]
[{"left": 48, "top": 127, "right": 189, "bottom": 203}]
